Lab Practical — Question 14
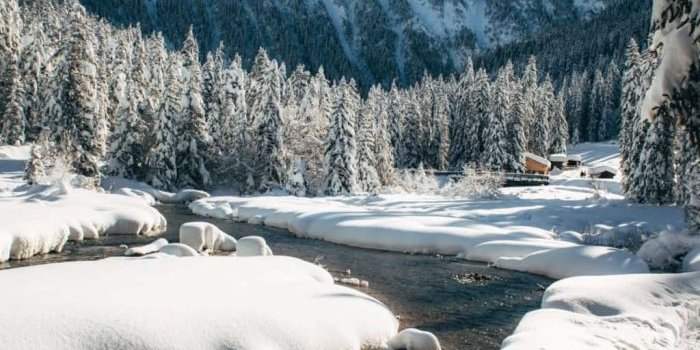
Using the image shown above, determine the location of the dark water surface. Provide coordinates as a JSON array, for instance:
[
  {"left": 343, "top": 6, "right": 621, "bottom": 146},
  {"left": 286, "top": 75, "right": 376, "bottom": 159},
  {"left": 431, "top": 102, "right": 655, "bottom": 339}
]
[{"left": 1, "top": 204, "right": 551, "bottom": 350}]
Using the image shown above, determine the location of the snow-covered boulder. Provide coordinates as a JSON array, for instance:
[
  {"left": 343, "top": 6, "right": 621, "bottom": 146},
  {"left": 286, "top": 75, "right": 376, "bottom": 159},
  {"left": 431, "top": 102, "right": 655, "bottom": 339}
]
[
  {"left": 159, "top": 243, "right": 200, "bottom": 257},
  {"left": 502, "top": 272, "right": 700, "bottom": 349},
  {"left": 463, "top": 239, "right": 577, "bottom": 264},
  {"left": 683, "top": 247, "right": 700, "bottom": 272},
  {"left": 0, "top": 257, "right": 399, "bottom": 349},
  {"left": 179, "top": 222, "right": 237, "bottom": 253},
  {"left": 236, "top": 236, "right": 273, "bottom": 257},
  {"left": 494, "top": 245, "right": 649, "bottom": 279},
  {"left": 558, "top": 231, "right": 585, "bottom": 244},
  {"left": 387, "top": 328, "right": 442, "bottom": 350},
  {"left": 125, "top": 238, "right": 169, "bottom": 256},
  {"left": 102, "top": 177, "right": 210, "bottom": 204}
]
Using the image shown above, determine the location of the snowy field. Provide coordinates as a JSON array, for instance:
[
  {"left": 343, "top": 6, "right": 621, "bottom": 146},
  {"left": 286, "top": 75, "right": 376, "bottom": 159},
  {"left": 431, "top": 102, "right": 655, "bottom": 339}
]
[
  {"left": 191, "top": 143, "right": 686, "bottom": 279},
  {"left": 0, "top": 146, "right": 166, "bottom": 262}
]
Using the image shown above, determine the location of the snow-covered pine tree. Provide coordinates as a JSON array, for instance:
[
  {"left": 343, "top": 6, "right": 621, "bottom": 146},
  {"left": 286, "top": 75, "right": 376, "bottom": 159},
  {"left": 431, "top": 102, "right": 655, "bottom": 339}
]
[
  {"left": 466, "top": 69, "right": 491, "bottom": 166},
  {"left": 587, "top": 69, "right": 606, "bottom": 142},
  {"left": 107, "top": 84, "right": 145, "bottom": 179},
  {"left": 323, "top": 79, "right": 358, "bottom": 196},
  {"left": 370, "top": 86, "right": 396, "bottom": 186},
  {"left": 203, "top": 43, "right": 225, "bottom": 135},
  {"left": 145, "top": 59, "right": 180, "bottom": 191},
  {"left": 217, "top": 56, "right": 249, "bottom": 182},
  {"left": 60, "top": 3, "right": 103, "bottom": 181},
  {"left": 548, "top": 94, "right": 569, "bottom": 154},
  {"left": 401, "top": 89, "right": 423, "bottom": 169},
  {"left": 620, "top": 39, "right": 642, "bottom": 195},
  {"left": 19, "top": 21, "right": 47, "bottom": 141},
  {"left": 522, "top": 56, "right": 539, "bottom": 145},
  {"left": 387, "top": 82, "right": 404, "bottom": 167},
  {"left": 356, "top": 100, "right": 381, "bottom": 193},
  {"left": 448, "top": 58, "right": 474, "bottom": 168},
  {"left": 638, "top": 104, "right": 676, "bottom": 205},
  {"left": 530, "top": 75, "right": 554, "bottom": 157},
  {"left": 674, "top": 126, "right": 698, "bottom": 205},
  {"left": 481, "top": 66, "right": 512, "bottom": 170},
  {"left": 509, "top": 85, "right": 529, "bottom": 173},
  {"left": 108, "top": 36, "right": 131, "bottom": 126},
  {"left": 176, "top": 28, "right": 211, "bottom": 189},
  {"left": 0, "top": 52, "right": 25, "bottom": 145},
  {"left": 285, "top": 159, "right": 307, "bottom": 197},
  {"left": 25, "top": 129, "right": 51, "bottom": 185},
  {"left": 0, "top": 0, "right": 21, "bottom": 115}
]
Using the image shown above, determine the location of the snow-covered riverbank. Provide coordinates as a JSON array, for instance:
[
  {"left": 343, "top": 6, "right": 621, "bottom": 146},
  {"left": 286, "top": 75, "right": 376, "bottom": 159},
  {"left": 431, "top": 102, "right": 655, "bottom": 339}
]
[{"left": 0, "top": 146, "right": 166, "bottom": 262}]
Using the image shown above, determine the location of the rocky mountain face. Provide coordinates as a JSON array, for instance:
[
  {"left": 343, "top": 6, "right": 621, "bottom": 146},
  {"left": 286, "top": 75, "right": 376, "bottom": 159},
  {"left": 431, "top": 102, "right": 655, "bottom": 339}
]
[{"left": 75, "top": 0, "right": 625, "bottom": 87}]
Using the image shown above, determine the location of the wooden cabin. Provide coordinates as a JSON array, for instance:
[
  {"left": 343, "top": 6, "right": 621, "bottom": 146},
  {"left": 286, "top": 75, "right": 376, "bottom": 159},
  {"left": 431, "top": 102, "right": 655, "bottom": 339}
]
[
  {"left": 567, "top": 154, "right": 583, "bottom": 168},
  {"left": 523, "top": 152, "right": 551, "bottom": 175},
  {"left": 589, "top": 165, "right": 617, "bottom": 179},
  {"left": 549, "top": 154, "right": 567, "bottom": 169}
]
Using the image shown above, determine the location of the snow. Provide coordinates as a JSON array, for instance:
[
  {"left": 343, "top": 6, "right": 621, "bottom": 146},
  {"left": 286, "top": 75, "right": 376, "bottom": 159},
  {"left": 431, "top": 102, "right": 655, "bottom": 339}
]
[
  {"left": 179, "top": 222, "right": 237, "bottom": 253},
  {"left": 684, "top": 247, "right": 700, "bottom": 272},
  {"left": 0, "top": 256, "right": 400, "bottom": 349},
  {"left": 125, "top": 237, "right": 168, "bottom": 256},
  {"left": 589, "top": 165, "right": 617, "bottom": 176},
  {"left": 548, "top": 153, "right": 567, "bottom": 163},
  {"left": 189, "top": 143, "right": 685, "bottom": 279},
  {"left": 503, "top": 272, "right": 700, "bottom": 349},
  {"left": 566, "top": 154, "right": 583, "bottom": 162},
  {"left": 158, "top": 243, "right": 200, "bottom": 256},
  {"left": 0, "top": 146, "right": 166, "bottom": 262},
  {"left": 102, "top": 176, "right": 210, "bottom": 204},
  {"left": 388, "top": 328, "right": 442, "bottom": 350},
  {"left": 235, "top": 236, "right": 274, "bottom": 257},
  {"left": 494, "top": 245, "right": 649, "bottom": 280}
]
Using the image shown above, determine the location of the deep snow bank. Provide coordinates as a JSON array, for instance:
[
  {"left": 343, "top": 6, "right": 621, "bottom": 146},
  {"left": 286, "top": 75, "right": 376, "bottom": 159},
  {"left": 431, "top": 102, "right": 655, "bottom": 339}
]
[
  {"left": 102, "top": 176, "right": 210, "bottom": 204},
  {"left": 0, "top": 186, "right": 166, "bottom": 262},
  {"left": 190, "top": 196, "right": 650, "bottom": 279},
  {"left": 0, "top": 256, "right": 399, "bottom": 350},
  {"left": 502, "top": 272, "right": 700, "bottom": 349}
]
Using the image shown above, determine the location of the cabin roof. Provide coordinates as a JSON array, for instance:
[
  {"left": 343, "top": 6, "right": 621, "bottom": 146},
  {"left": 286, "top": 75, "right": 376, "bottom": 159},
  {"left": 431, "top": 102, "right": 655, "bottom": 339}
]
[
  {"left": 589, "top": 165, "right": 617, "bottom": 175},
  {"left": 549, "top": 154, "right": 567, "bottom": 162},
  {"left": 523, "top": 152, "right": 551, "bottom": 167},
  {"left": 567, "top": 154, "right": 583, "bottom": 162}
]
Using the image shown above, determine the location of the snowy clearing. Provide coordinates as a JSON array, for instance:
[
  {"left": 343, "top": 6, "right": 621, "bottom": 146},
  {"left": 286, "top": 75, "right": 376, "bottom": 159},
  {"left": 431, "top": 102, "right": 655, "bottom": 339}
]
[
  {"left": 190, "top": 143, "right": 682, "bottom": 279},
  {"left": 503, "top": 272, "right": 700, "bottom": 349},
  {"left": 0, "top": 256, "right": 400, "bottom": 350}
]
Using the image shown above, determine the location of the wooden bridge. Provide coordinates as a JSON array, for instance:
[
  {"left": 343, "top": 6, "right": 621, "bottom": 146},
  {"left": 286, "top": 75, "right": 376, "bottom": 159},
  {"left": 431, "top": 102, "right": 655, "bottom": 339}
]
[{"left": 430, "top": 170, "right": 550, "bottom": 187}]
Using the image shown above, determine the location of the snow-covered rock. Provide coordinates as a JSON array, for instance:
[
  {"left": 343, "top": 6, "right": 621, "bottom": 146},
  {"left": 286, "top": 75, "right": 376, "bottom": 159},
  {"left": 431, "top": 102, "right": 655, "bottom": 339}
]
[
  {"left": 124, "top": 238, "right": 169, "bottom": 256},
  {"left": 558, "top": 231, "right": 585, "bottom": 244},
  {"left": 0, "top": 256, "right": 399, "bottom": 349},
  {"left": 494, "top": 245, "right": 649, "bottom": 279},
  {"left": 159, "top": 243, "right": 200, "bottom": 257},
  {"left": 179, "top": 222, "right": 237, "bottom": 253},
  {"left": 683, "top": 247, "right": 700, "bottom": 272},
  {"left": 387, "top": 328, "right": 442, "bottom": 350},
  {"left": 236, "top": 236, "right": 273, "bottom": 257},
  {"left": 102, "top": 176, "right": 210, "bottom": 204},
  {"left": 502, "top": 272, "right": 700, "bottom": 349},
  {"left": 463, "top": 239, "right": 577, "bottom": 264}
]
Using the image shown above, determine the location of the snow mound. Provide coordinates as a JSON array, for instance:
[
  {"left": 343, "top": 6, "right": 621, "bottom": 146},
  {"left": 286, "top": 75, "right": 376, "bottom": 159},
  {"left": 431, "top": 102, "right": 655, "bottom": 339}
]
[
  {"left": 683, "top": 247, "right": 700, "bottom": 272},
  {"left": 159, "top": 243, "right": 200, "bottom": 257},
  {"left": 463, "top": 239, "right": 577, "bottom": 264},
  {"left": 548, "top": 153, "right": 567, "bottom": 163},
  {"left": 502, "top": 272, "right": 700, "bottom": 349},
  {"left": 0, "top": 256, "right": 399, "bottom": 349},
  {"left": 236, "top": 236, "right": 274, "bottom": 257},
  {"left": 102, "top": 176, "right": 210, "bottom": 204},
  {"left": 494, "top": 245, "right": 649, "bottom": 279},
  {"left": 387, "top": 328, "right": 442, "bottom": 350},
  {"left": 125, "top": 238, "right": 169, "bottom": 256},
  {"left": 179, "top": 222, "right": 236, "bottom": 253},
  {"left": 0, "top": 186, "right": 166, "bottom": 262}
]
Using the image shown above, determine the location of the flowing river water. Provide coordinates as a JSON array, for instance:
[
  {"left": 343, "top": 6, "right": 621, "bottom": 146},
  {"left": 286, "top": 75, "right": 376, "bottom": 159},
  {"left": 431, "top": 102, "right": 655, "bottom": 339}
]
[{"left": 0, "top": 204, "right": 552, "bottom": 349}]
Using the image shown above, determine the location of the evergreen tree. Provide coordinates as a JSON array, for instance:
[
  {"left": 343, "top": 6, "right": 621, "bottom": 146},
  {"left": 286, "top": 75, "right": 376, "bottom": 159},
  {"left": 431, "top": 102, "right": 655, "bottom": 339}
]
[
  {"left": 177, "top": 28, "right": 211, "bottom": 189},
  {"left": 324, "top": 79, "right": 358, "bottom": 195},
  {"left": 1, "top": 53, "right": 25, "bottom": 145},
  {"left": 481, "top": 67, "right": 512, "bottom": 170},
  {"left": 25, "top": 129, "right": 50, "bottom": 185},
  {"left": 356, "top": 100, "right": 381, "bottom": 193},
  {"left": 638, "top": 105, "right": 676, "bottom": 205},
  {"left": 549, "top": 94, "right": 569, "bottom": 154},
  {"left": 145, "top": 59, "right": 180, "bottom": 191},
  {"left": 620, "top": 39, "right": 642, "bottom": 195},
  {"left": 107, "top": 85, "right": 144, "bottom": 178}
]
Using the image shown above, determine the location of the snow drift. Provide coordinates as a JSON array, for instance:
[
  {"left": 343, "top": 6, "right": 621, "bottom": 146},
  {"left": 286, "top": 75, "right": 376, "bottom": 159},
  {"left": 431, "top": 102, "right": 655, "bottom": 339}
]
[
  {"left": 0, "top": 256, "right": 399, "bottom": 350},
  {"left": 502, "top": 272, "right": 700, "bottom": 349}
]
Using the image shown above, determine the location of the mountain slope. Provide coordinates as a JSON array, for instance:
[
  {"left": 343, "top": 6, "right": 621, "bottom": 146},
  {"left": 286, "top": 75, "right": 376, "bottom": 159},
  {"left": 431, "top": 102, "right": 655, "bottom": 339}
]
[{"left": 74, "top": 0, "right": 632, "bottom": 86}]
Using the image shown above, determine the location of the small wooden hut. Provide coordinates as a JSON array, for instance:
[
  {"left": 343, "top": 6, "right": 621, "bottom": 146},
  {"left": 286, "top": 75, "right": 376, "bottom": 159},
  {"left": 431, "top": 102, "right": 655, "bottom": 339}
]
[
  {"left": 567, "top": 154, "right": 583, "bottom": 168},
  {"left": 523, "top": 152, "right": 551, "bottom": 175},
  {"left": 549, "top": 154, "right": 567, "bottom": 169},
  {"left": 589, "top": 165, "right": 617, "bottom": 179}
]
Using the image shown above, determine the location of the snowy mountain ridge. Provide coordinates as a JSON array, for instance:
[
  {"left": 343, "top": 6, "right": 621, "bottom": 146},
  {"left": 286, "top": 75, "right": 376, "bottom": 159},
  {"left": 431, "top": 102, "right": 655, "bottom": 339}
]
[{"left": 76, "top": 0, "right": 615, "bottom": 86}]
